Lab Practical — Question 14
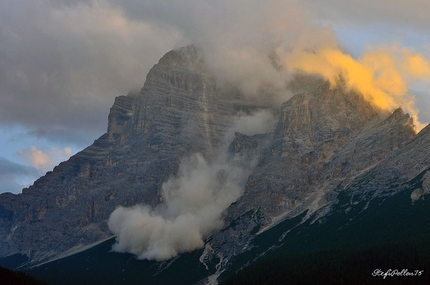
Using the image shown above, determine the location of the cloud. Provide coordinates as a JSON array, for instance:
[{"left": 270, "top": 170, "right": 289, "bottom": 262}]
[
  {"left": 0, "top": 157, "right": 38, "bottom": 194},
  {"left": 108, "top": 152, "right": 252, "bottom": 261},
  {"left": 5, "top": 0, "right": 425, "bottom": 258},
  {"left": 108, "top": 205, "right": 204, "bottom": 261},
  {"left": 231, "top": 110, "right": 278, "bottom": 137},
  {"left": 47, "top": 0, "right": 427, "bottom": 260},
  {"left": 197, "top": 0, "right": 338, "bottom": 100},
  {"left": 17, "top": 146, "right": 72, "bottom": 172},
  {"left": 411, "top": 89, "right": 430, "bottom": 123},
  {"left": 283, "top": 45, "right": 430, "bottom": 131},
  {"left": 0, "top": 157, "right": 38, "bottom": 177},
  {"left": 1, "top": 0, "right": 429, "bottom": 149},
  {"left": 303, "top": 0, "right": 430, "bottom": 34},
  {"left": 0, "top": 0, "right": 338, "bottom": 142},
  {"left": 0, "top": 0, "right": 184, "bottom": 144},
  {"left": 108, "top": 109, "right": 274, "bottom": 260}
]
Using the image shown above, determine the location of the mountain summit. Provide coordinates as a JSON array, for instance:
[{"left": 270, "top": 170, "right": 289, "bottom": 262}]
[{"left": 1, "top": 45, "right": 429, "bottom": 284}]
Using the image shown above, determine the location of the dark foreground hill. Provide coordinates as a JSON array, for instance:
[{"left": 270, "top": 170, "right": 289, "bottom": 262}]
[
  {"left": 0, "top": 266, "right": 47, "bottom": 285},
  {"left": 17, "top": 158, "right": 430, "bottom": 284}
]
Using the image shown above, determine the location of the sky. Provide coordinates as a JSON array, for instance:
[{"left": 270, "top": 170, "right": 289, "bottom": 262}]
[{"left": 1, "top": 0, "right": 429, "bottom": 194}]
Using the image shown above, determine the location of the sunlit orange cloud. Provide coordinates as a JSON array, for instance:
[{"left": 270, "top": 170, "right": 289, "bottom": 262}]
[
  {"left": 18, "top": 146, "right": 73, "bottom": 171},
  {"left": 284, "top": 46, "right": 430, "bottom": 132},
  {"left": 401, "top": 49, "right": 430, "bottom": 78}
]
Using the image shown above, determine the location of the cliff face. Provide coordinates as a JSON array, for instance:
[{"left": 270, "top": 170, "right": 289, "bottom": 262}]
[
  {"left": 0, "top": 45, "right": 427, "bottom": 276},
  {"left": 232, "top": 87, "right": 414, "bottom": 218},
  {"left": 0, "top": 45, "right": 263, "bottom": 261},
  {"left": 204, "top": 81, "right": 418, "bottom": 265}
]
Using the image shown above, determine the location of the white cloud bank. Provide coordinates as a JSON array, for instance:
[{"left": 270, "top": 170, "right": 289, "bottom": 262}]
[{"left": 0, "top": 0, "right": 428, "bottom": 172}]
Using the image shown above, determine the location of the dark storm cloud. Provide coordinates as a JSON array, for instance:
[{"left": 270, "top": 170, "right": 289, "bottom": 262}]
[
  {"left": 0, "top": 0, "right": 184, "bottom": 144},
  {"left": 0, "top": 0, "right": 323, "bottom": 145},
  {"left": 47, "top": 0, "right": 91, "bottom": 6},
  {"left": 0, "top": 157, "right": 37, "bottom": 176},
  {"left": 0, "top": 157, "right": 39, "bottom": 194},
  {"left": 0, "top": 0, "right": 428, "bottom": 148},
  {"left": 303, "top": 0, "right": 430, "bottom": 33},
  {"left": 109, "top": 0, "right": 213, "bottom": 35}
]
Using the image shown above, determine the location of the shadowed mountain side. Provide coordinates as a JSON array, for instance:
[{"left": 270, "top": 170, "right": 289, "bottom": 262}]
[
  {"left": 204, "top": 83, "right": 417, "bottom": 268},
  {"left": 0, "top": 45, "right": 428, "bottom": 285},
  {"left": 0, "top": 45, "right": 266, "bottom": 263}
]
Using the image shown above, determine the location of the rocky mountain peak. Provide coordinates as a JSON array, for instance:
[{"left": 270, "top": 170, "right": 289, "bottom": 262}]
[
  {"left": 222, "top": 81, "right": 416, "bottom": 220},
  {"left": 384, "top": 107, "right": 414, "bottom": 127},
  {"left": 276, "top": 82, "right": 378, "bottom": 143},
  {"left": 157, "top": 44, "right": 203, "bottom": 68},
  {"left": 0, "top": 45, "right": 427, "bottom": 280},
  {"left": 0, "top": 45, "right": 259, "bottom": 260}
]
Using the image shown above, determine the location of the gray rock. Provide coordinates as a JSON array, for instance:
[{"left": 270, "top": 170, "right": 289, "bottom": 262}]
[
  {"left": 0, "top": 45, "right": 265, "bottom": 262},
  {"left": 0, "top": 44, "right": 428, "bottom": 274}
]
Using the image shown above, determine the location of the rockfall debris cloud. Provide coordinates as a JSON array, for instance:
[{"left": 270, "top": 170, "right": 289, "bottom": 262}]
[
  {"left": 106, "top": 0, "right": 430, "bottom": 260},
  {"left": 108, "top": 111, "right": 273, "bottom": 260},
  {"left": 108, "top": 153, "right": 249, "bottom": 261}
]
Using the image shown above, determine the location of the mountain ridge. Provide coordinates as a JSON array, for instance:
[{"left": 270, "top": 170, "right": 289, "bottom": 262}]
[{"left": 0, "top": 45, "right": 429, "bottom": 284}]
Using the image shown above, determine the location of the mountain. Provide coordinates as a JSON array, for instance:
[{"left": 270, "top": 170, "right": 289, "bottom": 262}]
[
  {"left": 1, "top": 45, "right": 429, "bottom": 284},
  {"left": 0, "top": 45, "right": 261, "bottom": 263}
]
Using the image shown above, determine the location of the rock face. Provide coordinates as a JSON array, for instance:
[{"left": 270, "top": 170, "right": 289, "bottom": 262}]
[
  {"left": 230, "top": 90, "right": 415, "bottom": 218},
  {"left": 0, "top": 45, "right": 428, "bottom": 280},
  {"left": 204, "top": 81, "right": 419, "bottom": 267},
  {"left": 0, "top": 45, "right": 263, "bottom": 261}
]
